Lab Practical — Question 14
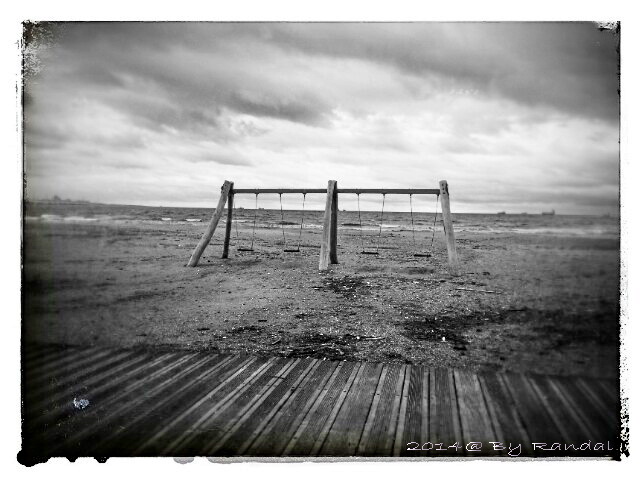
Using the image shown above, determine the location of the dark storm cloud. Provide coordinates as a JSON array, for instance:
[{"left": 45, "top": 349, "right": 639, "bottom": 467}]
[
  {"left": 108, "top": 93, "right": 222, "bottom": 136},
  {"left": 227, "top": 91, "right": 329, "bottom": 126},
  {"left": 260, "top": 22, "right": 619, "bottom": 121},
  {"left": 32, "top": 22, "right": 618, "bottom": 132},
  {"left": 36, "top": 22, "right": 332, "bottom": 128}
]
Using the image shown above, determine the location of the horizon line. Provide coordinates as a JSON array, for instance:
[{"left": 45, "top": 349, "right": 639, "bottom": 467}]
[{"left": 24, "top": 198, "right": 619, "bottom": 217}]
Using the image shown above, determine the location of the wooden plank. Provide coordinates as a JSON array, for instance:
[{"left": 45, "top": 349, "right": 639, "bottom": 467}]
[
  {"left": 585, "top": 378, "right": 619, "bottom": 406},
  {"left": 319, "top": 180, "right": 338, "bottom": 271},
  {"left": 478, "top": 371, "right": 532, "bottom": 456},
  {"left": 356, "top": 364, "right": 389, "bottom": 454},
  {"left": 248, "top": 360, "right": 340, "bottom": 456},
  {"left": 32, "top": 353, "right": 197, "bottom": 454},
  {"left": 22, "top": 343, "right": 63, "bottom": 360},
  {"left": 187, "top": 180, "right": 233, "bottom": 267},
  {"left": 439, "top": 180, "right": 459, "bottom": 271},
  {"left": 211, "top": 358, "right": 317, "bottom": 456},
  {"left": 25, "top": 352, "right": 166, "bottom": 431},
  {"left": 26, "top": 352, "right": 172, "bottom": 456},
  {"left": 191, "top": 357, "right": 298, "bottom": 456},
  {"left": 420, "top": 366, "right": 430, "bottom": 456},
  {"left": 48, "top": 352, "right": 207, "bottom": 456},
  {"left": 454, "top": 369, "right": 496, "bottom": 455},
  {"left": 159, "top": 357, "right": 280, "bottom": 455},
  {"left": 202, "top": 358, "right": 303, "bottom": 446},
  {"left": 22, "top": 344, "right": 79, "bottom": 368},
  {"left": 23, "top": 347, "right": 114, "bottom": 384},
  {"left": 527, "top": 374, "right": 594, "bottom": 444},
  {"left": 132, "top": 355, "right": 259, "bottom": 455},
  {"left": 175, "top": 357, "right": 293, "bottom": 455},
  {"left": 429, "top": 367, "right": 462, "bottom": 456},
  {"left": 236, "top": 359, "right": 326, "bottom": 455},
  {"left": 500, "top": 372, "right": 565, "bottom": 457},
  {"left": 575, "top": 378, "right": 619, "bottom": 425},
  {"left": 222, "top": 188, "right": 234, "bottom": 259},
  {"left": 24, "top": 350, "right": 134, "bottom": 404},
  {"left": 399, "top": 366, "right": 428, "bottom": 457},
  {"left": 388, "top": 366, "right": 410, "bottom": 454},
  {"left": 542, "top": 377, "right": 619, "bottom": 457},
  {"left": 283, "top": 361, "right": 357, "bottom": 456},
  {"left": 392, "top": 365, "right": 413, "bottom": 456},
  {"left": 85, "top": 354, "right": 237, "bottom": 455},
  {"left": 548, "top": 377, "right": 618, "bottom": 443},
  {"left": 597, "top": 378, "right": 619, "bottom": 404},
  {"left": 24, "top": 351, "right": 146, "bottom": 423},
  {"left": 319, "top": 362, "right": 383, "bottom": 456},
  {"left": 308, "top": 362, "right": 363, "bottom": 455},
  {"left": 23, "top": 346, "right": 103, "bottom": 381},
  {"left": 356, "top": 364, "right": 405, "bottom": 456}
]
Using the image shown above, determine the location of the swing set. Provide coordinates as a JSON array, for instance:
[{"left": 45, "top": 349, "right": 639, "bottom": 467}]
[
  {"left": 234, "top": 192, "right": 307, "bottom": 253},
  {"left": 187, "top": 180, "right": 459, "bottom": 272},
  {"left": 354, "top": 192, "right": 438, "bottom": 257}
]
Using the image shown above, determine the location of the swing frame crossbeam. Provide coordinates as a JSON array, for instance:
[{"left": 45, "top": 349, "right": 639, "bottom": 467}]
[
  {"left": 187, "top": 180, "right": 459, "bottom": 272},
  {"left": 231, "top": 188, "right": 441, "bottom": 195}
]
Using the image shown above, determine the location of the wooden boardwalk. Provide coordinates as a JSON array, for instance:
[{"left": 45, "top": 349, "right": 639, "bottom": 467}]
[{"left": 21, "top": 344, "right": 620, "bottom": 460}]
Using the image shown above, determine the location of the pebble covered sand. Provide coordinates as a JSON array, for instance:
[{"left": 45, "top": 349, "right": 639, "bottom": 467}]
[{"left": 22, "top": 202, "right": 620, "bottom": 379}]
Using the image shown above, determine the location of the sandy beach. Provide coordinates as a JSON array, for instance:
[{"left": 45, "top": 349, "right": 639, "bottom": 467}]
[{"left": 21, "top": 203, "right": 620, "bottom": 380}]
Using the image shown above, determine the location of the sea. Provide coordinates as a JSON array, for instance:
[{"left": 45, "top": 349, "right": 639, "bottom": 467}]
[{"left": 24, "top": 201, "right": 620, "bottom": 239}]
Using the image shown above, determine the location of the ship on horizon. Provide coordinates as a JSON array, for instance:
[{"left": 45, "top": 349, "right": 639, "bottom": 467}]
[{"left": 541, "top": 209, "right": 555, "bottom": 216}]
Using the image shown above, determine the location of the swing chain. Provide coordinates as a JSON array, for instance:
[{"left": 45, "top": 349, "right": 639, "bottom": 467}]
[
  {"left": 429, "top": 193, "right": 439, "bottom": 252},
  {"left": 278, "top": 193, "right": 288, "bottom": 250},
  {"left": 297, "top": 193, "right": 306, "bottom": 250},
  {"left": 249, "top": 193, "right": 258, "bottom": 250},
  {"left": 357, "top": 193, "right": 366, "bottom": 253},
  {"left": 233, "top": 194, "right": 240, "bottom": 242},
  {"left": 409, "top": 193, "right": 438, "bottom": 256},
  {"left": 409, "top": 193, "right": 416, "bottom": 250},
  {"left": 375, "top": 194, "right": 386, "bottom": 254}
]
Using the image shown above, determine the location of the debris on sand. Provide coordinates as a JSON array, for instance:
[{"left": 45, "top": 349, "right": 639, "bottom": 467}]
[
  {"left": 454, "top": 287, "right": 501, "bottom": 294},
  {"left": 317, "top": 275, "right": 371, "bottom": 299},
  {"left": 278, "top": 332, "right": 359, "bottom": 360},
  {"left": 230, "top": 325, "right": 263, "bottom": 334}
]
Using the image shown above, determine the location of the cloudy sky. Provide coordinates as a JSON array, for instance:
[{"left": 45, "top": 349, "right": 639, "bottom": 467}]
[{"left": 23, "top": 22, "right": 619, "bottom": 214}]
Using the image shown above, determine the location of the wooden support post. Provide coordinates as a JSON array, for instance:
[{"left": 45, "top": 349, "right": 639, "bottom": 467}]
[
  {"left": 187, "top": 180, "right": 233, "bottom": 267},
  {"left": 330, "top": 182, "right": 338, "bottom": 265},
  {"left": 319, "top": 180, "right": 338, "bottom": 271},
  {"left": 439, "top": 180, "right": 460, "bottom": 271},
  {"left": 222, "top": 185, "right": 234, "bottom": 259}
]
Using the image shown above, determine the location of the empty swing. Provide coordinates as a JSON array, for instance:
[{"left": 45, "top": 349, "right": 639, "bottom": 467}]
[
  {"left": 279, "top": 193, "right": 306, "bottom": 253},
  {"left": 237, "top": 193, "right": 258, "bottom": 252},
  {"left": 359, "top": 193, "right": 386, "bottom": 255},
  {"left": 409, "top": 193, "right": 439, "bottom": 258}
]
